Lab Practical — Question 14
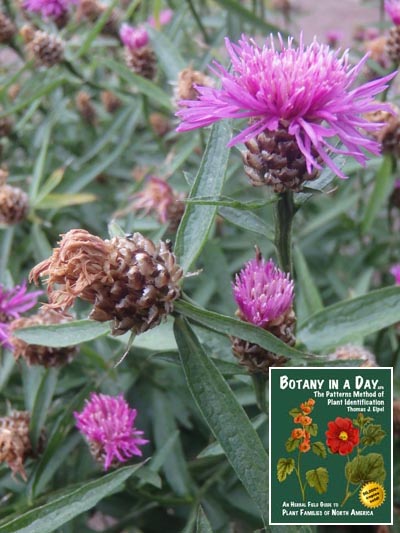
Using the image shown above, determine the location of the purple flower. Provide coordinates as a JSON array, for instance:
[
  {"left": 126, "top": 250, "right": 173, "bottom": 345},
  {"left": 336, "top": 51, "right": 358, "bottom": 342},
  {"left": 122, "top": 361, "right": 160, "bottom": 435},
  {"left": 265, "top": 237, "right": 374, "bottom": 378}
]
[
  {"left": 0, "top": 282, "right": 42, "bottom": 349},
  {"left": 233, "top": 256, "right": 294, "bottom": 327},
  {"left": 176, "top": 34, "right": 396, "bottom": 179},
  {"left": 385, "top": 0, "right": 400, "bottom": 25},
  {"left": 148, "top": 8, "right": 173, "bottom": 28},
  {"left": 119, "top": 23, "right": 149, "bottom": 50},
  {"left": 390, "top": 264, "right": 400, "bottom": 284},
  {"left": 74, "top": 393, "right": 148, "bottom": 470},
  {"left": 23, "top": 0, "right": 77, "bottom": 19}
]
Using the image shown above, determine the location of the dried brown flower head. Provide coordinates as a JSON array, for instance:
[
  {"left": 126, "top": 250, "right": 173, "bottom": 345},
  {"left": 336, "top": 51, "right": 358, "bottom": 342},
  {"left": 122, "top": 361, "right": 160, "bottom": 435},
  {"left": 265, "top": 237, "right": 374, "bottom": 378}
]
[
  {"left": 76, "top": 91, "right": 97, "bottom": 125},
  {"left": 30, "top": 229, "right": 183, "bottom": 335},
  {"left": 0, "top": 12, "right": 16, "bottom": 43},
  {"left": 76, "top": 0, "right": 119, "bottom": 35},
  {"left": 124, "top": 47, "right": 157, "bottom": 80},
  {"left": 27, "top": 30, "right": 65, "bottom": 67},
  {"left": 128, "top": 177, "right": 186, "bottom": 231},
  {"left": 176, "top": 67, "right": 214, "bottom": 102},
  {"left": 100, "top": 91, "right": 122, "bottom": 114},
  {"left": 327, "top": 344, "right": 377, "bottom": 367},
  {"left": 10, "top": 308, "right": 78, "bottom": 367},
  {"left": 0, "top": 411, "right": 32, "bottom": 480},
  {"left": 149, "top": 113, "right": 170, "bottom": 137},
  {"left": 365, "top": 104, "right": 400, "bottom": 158},
  {"left": 0, "top": 171, "right": 29, "bottom": 225}
]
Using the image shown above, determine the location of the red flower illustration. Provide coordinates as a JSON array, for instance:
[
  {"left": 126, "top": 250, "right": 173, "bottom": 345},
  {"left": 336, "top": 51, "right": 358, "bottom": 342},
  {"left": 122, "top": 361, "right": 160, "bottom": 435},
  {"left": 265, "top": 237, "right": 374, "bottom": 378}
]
[{"left": 325, "top": 417, "right": 360, "bottom": 455}]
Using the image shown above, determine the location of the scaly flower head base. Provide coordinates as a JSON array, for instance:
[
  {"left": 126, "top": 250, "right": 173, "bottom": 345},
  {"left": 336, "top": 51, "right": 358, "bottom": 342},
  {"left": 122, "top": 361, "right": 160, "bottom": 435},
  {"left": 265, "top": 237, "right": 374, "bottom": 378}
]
[
  {"left": 74, "top": 393, "right": 148, "bottom": 470},
  {"left": 177, "top": 34, "right": 396, "bottom": 183},
  {"left": 30, "top": 229, "right": 183, "bottom": 335},
  {"left": 231, "top": 249, "right": 295, "bottom": 374}
]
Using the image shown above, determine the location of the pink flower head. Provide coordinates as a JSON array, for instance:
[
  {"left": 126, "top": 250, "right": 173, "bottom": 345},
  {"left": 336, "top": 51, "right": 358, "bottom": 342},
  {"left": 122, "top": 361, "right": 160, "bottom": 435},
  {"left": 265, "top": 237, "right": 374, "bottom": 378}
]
[
  {"left": 119, "top": 23, "right": 149, "bottom": 50},
  {"left": 390, "top": 264, "right": 400, "bottom": 284},
  {"left": 176, "top": 34, "right": 397, "bottom": 179},
  {"left": 131, "top": 176, "right": 184, "bottom": 224},
  {"left": 233, "top": 256, "right": 294, "bottom": 327},
  {"left": 326, "top": 30, "right": 343, "bottom": 48},
  {"left": 385, "top": 0, "right": 400, "bottom": 25},
  {"left": 0, "top": 281, "right": 42, "bottom": 349},
  {"left": 148, "top": 8, "right": 173, "bottom": 28},
  {"left": 74, "top": 393, "right": 148, "bottom": 470},
  {"left": 23, "top": 0, "right": 77, "bottom": 19}
]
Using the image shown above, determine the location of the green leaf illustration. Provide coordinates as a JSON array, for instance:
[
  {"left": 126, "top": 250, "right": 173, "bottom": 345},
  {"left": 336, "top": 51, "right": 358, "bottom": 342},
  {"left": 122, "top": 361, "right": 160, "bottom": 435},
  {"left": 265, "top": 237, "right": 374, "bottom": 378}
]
[
  {"left": 361, "top": 424, "right": 386, "bottom": 446},
  {"left": 345, "top": 453, "right": 386, "bottom": 485},
  {"left": 308, "top": 423, "right": 318, "bottom": 437},
  {"left": 311, "top": 441, "right": 327, "bottom": 458},
  {"left": 277, "top": 458, "right": 295, "bottom": 482},
  {"left": 286, "top": 437, "right": 300, "bottom": 452},
  {"left": 289, "top": 407, "right": 301, "bottom": 417},
  {"left": 306, "top": 468, "right": 329, "bottom": 494}
]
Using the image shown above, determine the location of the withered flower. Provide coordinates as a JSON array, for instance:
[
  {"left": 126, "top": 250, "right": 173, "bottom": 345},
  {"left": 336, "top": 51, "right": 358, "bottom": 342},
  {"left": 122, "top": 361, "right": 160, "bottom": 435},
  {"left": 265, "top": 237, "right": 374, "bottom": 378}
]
[
  {"left": 30, "top": 229, "right": 183, "bottom": 335},
  {"left": 10, "top": 308, "right": 78, "bottom": 367},
  {"left": 0, "top": 411, "right": 37, "bottom": 480}
]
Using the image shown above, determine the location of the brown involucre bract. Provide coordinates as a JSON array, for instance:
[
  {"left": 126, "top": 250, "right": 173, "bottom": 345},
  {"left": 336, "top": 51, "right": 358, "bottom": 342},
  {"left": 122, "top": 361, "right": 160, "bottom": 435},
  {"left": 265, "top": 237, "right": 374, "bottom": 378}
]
[
  {"left": 0, "top": 169, "right": 29, "bottom": 225},
  {"left": 0, "top": 411, "right": 44, "bottom": 480},
  {"left": 10, "top": 308, "right": 78, "bottom": 367},
  {"left": 30, "top": 229, "right": 183, "bottom": 335}
]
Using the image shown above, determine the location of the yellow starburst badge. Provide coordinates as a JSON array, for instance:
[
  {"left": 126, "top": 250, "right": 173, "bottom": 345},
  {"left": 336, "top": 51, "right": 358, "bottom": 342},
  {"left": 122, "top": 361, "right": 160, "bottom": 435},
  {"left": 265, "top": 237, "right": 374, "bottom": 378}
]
[{"left": 359, "top": 482, "right": 386, "bottom": 509}]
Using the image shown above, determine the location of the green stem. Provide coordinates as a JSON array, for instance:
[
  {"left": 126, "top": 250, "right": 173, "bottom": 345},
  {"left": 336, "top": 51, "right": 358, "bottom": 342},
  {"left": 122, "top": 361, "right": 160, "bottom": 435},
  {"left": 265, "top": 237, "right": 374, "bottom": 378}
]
[
  {"left": 295, "top": 449, "right": 305, "bottom": 501},
  {"left": 185, "top": 0, "right": 209, "bottom": 44},
  {"left": 274, "top": 191, "right": 295, "bottom": 275},
  {"left": 252, "top": 373, "right": 268, "bottom": 413}
]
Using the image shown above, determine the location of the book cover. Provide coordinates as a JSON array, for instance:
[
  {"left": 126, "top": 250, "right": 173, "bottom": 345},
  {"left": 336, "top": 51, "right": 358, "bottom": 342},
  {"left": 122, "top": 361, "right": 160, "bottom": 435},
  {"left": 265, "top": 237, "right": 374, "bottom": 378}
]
[{"left": 269, "top": 367, "right": 393, "bottom": 525}]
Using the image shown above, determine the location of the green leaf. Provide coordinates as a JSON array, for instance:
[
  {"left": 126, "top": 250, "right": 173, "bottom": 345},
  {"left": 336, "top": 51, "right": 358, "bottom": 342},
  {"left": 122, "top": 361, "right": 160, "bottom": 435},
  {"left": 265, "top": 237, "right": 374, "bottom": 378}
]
[
  {"left": 185, "top": 195, "right": 268, "bottom": 210},
  {"left": 285, "top": 437, "right": 300, "bottom": 452},
  {"left": 0, "top": 464, "right": 144, "bottom": 533},
  {"left": 174, "top": 299, "right": 309, "bottom": 360},
  {"left": 214, "top": 0, "right": 289, "bottom": 35},
  {"left": 175, "top": 121, "right": 231, "bottom": 273},
  {"left": 148, "top": 27, "right": 186, "bottom": 81},
  {"left": 297, "top": 286, "right": 400, "bottom": 351},
  {"left": 308, "top": 423, "right": 318, "bottom": 437},
  {"left": 152, "top": 389, "right": 193, "bottom": 496},
  {"left": 174, "top": 317, "right": 269, "bottom": 522},
  {"left": 289, "top": 407, "right": 301, "bottom": 418},
  {"left": 33, "top": 168, "right": 65, "bottom": 206},
  {"left": 311, "top": 441, "right": 327, "bottom": 458},
  {"left": 219, "top": 206, "right": 274, "bottom": 239},
  {"left": 35, "top": 192, "right": 97, "bottom": 210},
  {"left": 345, "top": 453, "right": 386, "bottom": 485},
  {"left": 101, "top": 58, "right": 173, "bottom": 111},
  {"left": 29, "top": 118, "right": 54, "bottom": 202},
  {"left": 361, "top": 424, "right": 386, "bottom": 447},
  {"left": 195, "top": 506, "right": 213, "bottom": 533},
  {"left": 277, "top": 458, "right": 295, "bottom": 482},
  {"left": 30, "top": 368, "right": 58, "bottom": 450},
  {"left": 293, "top": 246, "right": 323, "bottom": 318},
  {"left": 361, "top": 154, "right": 394, "bottom": 234},
  {"left": 13, "top": 319, "right": 111, "bottom": 347},
  {"left": 305, "top": 467, "right": 329, "bottom": 494}
]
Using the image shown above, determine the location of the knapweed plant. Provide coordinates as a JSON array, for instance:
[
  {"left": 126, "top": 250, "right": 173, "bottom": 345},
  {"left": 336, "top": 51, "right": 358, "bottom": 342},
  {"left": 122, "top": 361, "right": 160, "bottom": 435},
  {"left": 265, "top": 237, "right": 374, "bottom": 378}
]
[{"left": 0, "top": 0, "right": 399, "bottom": 531}]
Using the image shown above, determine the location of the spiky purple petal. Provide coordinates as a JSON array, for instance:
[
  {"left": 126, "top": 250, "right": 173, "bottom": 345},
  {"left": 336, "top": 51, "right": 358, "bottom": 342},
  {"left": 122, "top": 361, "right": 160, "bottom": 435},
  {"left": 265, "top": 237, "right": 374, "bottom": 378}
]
[
  {"left": 385, "top": 0, "right": 400, "bottom": 25},
  {"left": 23, "top": 0, "right": 77, "bottom": 18},
  {"left": 74, "top": 393, "right": 148, "bottom": 470},
  {"left": 176, "top": 34, "right": 397, "bottom": 179},
  {"left": 233, "top": 257, "right": 294, "bottom": 327}
]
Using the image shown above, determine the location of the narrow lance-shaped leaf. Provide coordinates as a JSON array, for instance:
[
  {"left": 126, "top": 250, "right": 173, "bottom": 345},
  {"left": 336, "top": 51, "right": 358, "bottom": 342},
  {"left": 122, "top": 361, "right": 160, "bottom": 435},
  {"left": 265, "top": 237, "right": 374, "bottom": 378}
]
[
  {"left": 0, "top": 464, "right": 144, "bottom": 533},
  {"left": 13, "top": 319, "right": 111, "bottom": 348},
  {"left": 174, "top": 317, "right": 269, "bottom": 523},
  {"left": 298, "top": 286, "right": 400, "bottom": 351},
  {"left": 175, "top": 121, "right": 231, "bottom": 273},
  {"left": 174, "top": 299, "right": 310, "bottom": 361}
]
